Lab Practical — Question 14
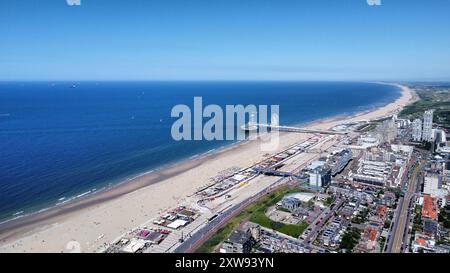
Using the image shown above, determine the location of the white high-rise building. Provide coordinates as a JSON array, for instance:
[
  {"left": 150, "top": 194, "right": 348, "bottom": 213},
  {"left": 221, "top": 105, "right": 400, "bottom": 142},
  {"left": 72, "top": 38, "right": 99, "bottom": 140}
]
[
  {"left": 392, "top": 113, "right": 398, "bottom": 122},
  {"left": 376, "top": 119, "right": 398, "bottom": 143},
  {"left": 422, "top": 110, "right": 434, "bottom": 142},
  {"left": 439, "top": 129, "right": 447, "bottom": 143},
  {"left": 412, "top": 118, "right": 422, "bottom": 142},
  {"left": 423, "top": 175, "right": 446, "bottom": 198}
]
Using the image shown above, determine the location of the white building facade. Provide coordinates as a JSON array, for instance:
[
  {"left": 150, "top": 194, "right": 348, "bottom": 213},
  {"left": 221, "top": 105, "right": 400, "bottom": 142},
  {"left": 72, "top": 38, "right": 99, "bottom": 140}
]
[
  {"left": 422, "top": 110, "right": 434, "bottom": 142},
  {"left": 412, "top": 118, "right": 422, "bottom": 142},
  {"left": 423, "top": 175, "right": 446, "bottom": 198}
]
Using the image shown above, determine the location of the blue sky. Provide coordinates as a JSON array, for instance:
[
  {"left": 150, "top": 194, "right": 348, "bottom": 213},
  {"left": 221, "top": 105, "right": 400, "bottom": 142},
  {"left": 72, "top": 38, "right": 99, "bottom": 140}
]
[{"left": 0, "top": 0, "right": 449, "bottom": 81}]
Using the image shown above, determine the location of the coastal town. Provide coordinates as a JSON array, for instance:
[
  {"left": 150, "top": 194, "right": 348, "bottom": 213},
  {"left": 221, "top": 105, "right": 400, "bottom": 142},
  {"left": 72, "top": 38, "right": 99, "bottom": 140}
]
[
  {"left": 1, "top": 83, "right": 450, "bottom": 254},
  {"left": 96, "top": 83, "right": 450, "bottom": 254},
  {"left": 1, "top": 4, "right": 450, "bottom": 271}
]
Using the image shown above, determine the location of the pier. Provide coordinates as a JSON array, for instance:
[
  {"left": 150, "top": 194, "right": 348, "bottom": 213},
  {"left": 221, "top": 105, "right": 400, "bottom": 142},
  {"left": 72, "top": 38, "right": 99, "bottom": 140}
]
[{"left": 242, "top": 123, "right": 347, "bottom": 135}]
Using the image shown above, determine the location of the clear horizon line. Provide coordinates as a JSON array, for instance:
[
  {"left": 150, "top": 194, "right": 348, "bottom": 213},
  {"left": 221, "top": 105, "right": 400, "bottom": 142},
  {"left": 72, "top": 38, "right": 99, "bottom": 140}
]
[{"left": 0, "top": 79, "right": 448, "bottom": 83}]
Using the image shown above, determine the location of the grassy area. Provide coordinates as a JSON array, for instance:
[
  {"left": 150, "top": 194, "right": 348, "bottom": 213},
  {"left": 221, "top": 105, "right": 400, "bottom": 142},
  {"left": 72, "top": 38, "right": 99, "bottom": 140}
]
[
  {"left": 339, "top": 228, "right": 361, "bottom": 253},
  {"left": 357, "top": 123, "right": 378, "bottom": 132},
  {"left": 323, "top": 197, "right": 334, "bottom": 207},
  {"left": 399, "top": 85, "right": 450, "bottom": 128},
  {"left": 416, "top": 141, "right": 432, "bottom": 151},
  {"left": 250, "top": 208, "right": 308, "bottom": 238},
  {"left": 412, "top": 205, "right": 423, "bottom": 232},
  {"left": 195, "top": 187, "right": 309, "bottom": 253},
  {"left": 351, "top": 207, "right": 369, "bottom": 224},
  {"left": 277, "top": 207, "right": 291, "bottom": 213},
  {"left": 409, "top": 204, "right": 423, "bottom": 251}
]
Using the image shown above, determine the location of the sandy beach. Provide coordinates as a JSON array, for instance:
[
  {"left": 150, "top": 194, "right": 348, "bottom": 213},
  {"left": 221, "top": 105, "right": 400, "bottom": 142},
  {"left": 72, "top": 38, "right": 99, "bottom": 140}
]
[{"left": 0, "top": 83, "right": 413, "bottom": 253}]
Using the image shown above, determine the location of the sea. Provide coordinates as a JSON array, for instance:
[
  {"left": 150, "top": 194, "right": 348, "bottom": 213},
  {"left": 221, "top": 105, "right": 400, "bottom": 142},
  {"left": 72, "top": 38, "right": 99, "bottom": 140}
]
[{"left": 0, "top": 81, "right": 401, "bottom": 223}]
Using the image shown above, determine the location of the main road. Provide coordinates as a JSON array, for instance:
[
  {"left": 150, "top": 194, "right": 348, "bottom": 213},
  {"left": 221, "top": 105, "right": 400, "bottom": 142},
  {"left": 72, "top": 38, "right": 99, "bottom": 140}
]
[{"left": 388, "top": 159, "right": 423, "bottom": 253}]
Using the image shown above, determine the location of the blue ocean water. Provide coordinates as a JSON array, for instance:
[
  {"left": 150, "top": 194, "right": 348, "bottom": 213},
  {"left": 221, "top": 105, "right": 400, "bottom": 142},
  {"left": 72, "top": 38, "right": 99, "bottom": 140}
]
[{"left": 0, "top": 81, "right": 400, "bottom": 222}]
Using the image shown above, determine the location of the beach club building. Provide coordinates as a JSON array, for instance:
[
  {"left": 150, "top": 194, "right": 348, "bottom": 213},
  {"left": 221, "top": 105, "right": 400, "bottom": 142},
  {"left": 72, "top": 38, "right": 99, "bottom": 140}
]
[
  {"left": 306, "top": 161, "right": 332, "bottom": 188},
  {"left": 280, "top": 192, "right": 315, "bottom": 211}
]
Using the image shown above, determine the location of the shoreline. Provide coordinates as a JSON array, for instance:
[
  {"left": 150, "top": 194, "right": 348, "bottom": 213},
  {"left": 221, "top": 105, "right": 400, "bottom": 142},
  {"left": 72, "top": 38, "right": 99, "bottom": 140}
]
[
  {"left": 0, "top": 82, "right": 398, "bottom": 225},
  {"left": 0, "top": 90, "right": 393, "bottom": 226},
  {"left": 0, "top": 82, "right": 413, "bottom": 252}
]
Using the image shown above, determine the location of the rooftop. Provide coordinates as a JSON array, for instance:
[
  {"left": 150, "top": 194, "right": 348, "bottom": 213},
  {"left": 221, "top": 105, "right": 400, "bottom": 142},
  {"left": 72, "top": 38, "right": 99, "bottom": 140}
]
[
  {"left": 283, "top": 192, "right": 315, "bottom": 203},
  {"left": 422, "top": 195, "right": 438, "bottom": 221},
  {"left": 226, "top": 229, "right": 251, "bottom": 245}
]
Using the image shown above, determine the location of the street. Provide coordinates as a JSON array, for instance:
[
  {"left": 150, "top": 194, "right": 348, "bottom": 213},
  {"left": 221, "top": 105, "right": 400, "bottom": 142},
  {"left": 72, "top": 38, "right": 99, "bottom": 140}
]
[{"left": 388, "top": 159, "right": 423, "bottom": 253}]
